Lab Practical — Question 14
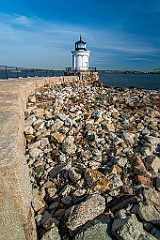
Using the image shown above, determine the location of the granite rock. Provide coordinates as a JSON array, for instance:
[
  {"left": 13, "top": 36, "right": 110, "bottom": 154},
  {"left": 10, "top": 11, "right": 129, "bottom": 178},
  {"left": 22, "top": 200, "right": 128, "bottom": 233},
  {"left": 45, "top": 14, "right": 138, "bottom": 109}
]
[
  {"left": 32, "top": 188, "right": 46, "bottom": 212},
  {"left": 62, "top": 136, "right": 77, "bottom": 155},
  {"left": 138, "top": 202, "right": 160, "bottom": 226},
  {"left": 73, "top": 215, "right": 113, "bottom": 240},
  {"left": 112, "top": 214, "right": 157, "bottom": 240},
  {"left": 25, "top": 83, "right": 160, "bottom": 240},
  {"left": 65, "top": 194, "right": 106, "bottom": 231},
  {"left": 41, "top": 226, "right": 61, "bottom": 240}
]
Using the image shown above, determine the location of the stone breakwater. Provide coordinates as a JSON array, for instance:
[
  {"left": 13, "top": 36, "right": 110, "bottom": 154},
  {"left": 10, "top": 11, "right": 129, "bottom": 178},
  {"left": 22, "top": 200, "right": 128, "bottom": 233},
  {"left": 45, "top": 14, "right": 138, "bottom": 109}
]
[{"left": 25, "top": 83, "right": 160, "bottom": 240}]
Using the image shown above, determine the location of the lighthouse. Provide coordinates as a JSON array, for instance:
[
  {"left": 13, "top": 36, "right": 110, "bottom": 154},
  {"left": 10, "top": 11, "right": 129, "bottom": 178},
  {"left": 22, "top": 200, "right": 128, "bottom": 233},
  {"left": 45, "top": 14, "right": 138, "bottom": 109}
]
[{"left": 71, "top": 35, "right": 90, "bottom": 71}]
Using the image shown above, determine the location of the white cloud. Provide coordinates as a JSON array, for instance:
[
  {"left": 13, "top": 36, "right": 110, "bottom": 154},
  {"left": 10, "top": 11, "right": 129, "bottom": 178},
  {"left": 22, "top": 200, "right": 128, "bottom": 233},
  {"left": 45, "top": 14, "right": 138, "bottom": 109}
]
[
  {"left": 124, "top": 57, "right": 150, "bottom": 61},
  {"left": 88, "top": 29, "right": 160, "bottom": 56},
  {"left": 13, "top": 14, "right": 33, "bottom": 26},
  {"left": 0, "top": 12, "right": 159, "bottom": 69}
]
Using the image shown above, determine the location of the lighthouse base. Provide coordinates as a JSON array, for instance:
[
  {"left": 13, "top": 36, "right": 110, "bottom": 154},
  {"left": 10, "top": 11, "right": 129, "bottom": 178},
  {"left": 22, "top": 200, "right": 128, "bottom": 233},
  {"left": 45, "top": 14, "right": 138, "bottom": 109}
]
[{"left": 64, "top": 71, "right": 102, "bottom": 87}]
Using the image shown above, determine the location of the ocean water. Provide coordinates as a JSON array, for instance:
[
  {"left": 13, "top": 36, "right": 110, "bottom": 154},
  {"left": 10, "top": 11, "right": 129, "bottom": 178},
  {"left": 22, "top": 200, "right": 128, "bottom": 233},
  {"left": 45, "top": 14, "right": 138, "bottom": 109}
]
[
  {"left": 0, "top": 70, "right": 160, "bottom": 90},
  {"left": 99, "top": 72, "right": 160, "bottom": 90}
]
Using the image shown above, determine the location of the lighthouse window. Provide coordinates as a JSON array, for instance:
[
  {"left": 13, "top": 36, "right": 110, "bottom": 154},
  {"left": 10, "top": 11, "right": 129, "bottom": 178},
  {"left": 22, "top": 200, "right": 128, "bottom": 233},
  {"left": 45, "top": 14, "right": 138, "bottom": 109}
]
[{"left": 78, "top": 44, "right": 86, "bottom": 49}]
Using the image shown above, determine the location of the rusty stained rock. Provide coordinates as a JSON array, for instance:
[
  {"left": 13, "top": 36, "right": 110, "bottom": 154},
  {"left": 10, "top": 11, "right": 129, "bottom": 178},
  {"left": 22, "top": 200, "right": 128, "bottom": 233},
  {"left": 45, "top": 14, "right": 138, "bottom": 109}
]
[
  {"left": 50, "top": 132, "right": 66, "bottom": 143},
  {"left": 84, "top": 168, "right": 110, "bottom": 193},
  {"left": 128, "top": 154, "right": 150, "bottom": 177}
]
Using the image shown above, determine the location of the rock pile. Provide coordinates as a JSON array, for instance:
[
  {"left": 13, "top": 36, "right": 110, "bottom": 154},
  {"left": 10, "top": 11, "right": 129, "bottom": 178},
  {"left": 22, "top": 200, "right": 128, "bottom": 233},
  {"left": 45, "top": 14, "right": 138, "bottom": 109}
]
[{"left": 25, "top": 82, "right": 160, "bottom": 240}]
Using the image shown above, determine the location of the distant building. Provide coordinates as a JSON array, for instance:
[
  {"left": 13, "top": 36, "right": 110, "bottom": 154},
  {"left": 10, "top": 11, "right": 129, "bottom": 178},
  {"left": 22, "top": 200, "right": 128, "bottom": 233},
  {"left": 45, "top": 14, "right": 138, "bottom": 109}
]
[{"left": 71, "top": 35, "right": 90, "bottom": 71}]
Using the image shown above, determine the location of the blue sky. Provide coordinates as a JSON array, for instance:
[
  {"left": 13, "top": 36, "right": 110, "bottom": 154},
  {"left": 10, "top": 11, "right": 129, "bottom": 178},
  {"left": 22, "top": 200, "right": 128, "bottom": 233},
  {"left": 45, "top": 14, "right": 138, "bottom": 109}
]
[{"left": 0, "top": 0, "right": 160, "bottom": 71}]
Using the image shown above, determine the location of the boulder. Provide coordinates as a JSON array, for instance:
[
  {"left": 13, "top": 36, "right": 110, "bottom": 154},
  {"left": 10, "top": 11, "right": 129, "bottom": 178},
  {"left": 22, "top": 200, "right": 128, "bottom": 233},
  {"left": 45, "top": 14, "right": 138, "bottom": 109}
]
[
  {"left": 33, "top": 108, "right": 45, "bottom": 118},
  {"left": 74, "top": 215, "right": 113, "bottom": 240},
  {"left": 29, "top": 147, "right": 43, "bottom": 158},
  {"left": 41, "top": 211, "right": 59, "bottom": 230},
  {"left": 32, "top": 188, "right": 46, "bottom": 212},
  {"left": 145, "top": 155, "right": 160, "bottom": 175},
  {"left": 50, "top": 132, "right": 66, "bottom": 143},
  {"left": 138, "top": 202, "right": 160, "bottom": 225},
  {"left": 65, "top": 194, "right": 106, "bottom": 232},
  {"left": 84, "top": 168, "right": 110, "bottom": 193},
  {"left": 41, "top": 226, "right": 61, "bottom": 240},
  {"left": 62, "top": 136, "right": 76, "bottom": 155},
  {"left": 51, "top": 119, "right": 64, "bottom": 132},
  {"left": 112, "top": 214, "right": 156, "bottom": 240}
]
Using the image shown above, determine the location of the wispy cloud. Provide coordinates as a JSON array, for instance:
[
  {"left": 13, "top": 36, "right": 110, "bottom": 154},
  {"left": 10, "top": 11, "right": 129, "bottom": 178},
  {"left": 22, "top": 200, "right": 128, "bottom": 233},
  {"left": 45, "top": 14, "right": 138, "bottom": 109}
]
[
  {"left": 0, "top": 12, "right": 159, "bottom": 70},
  {"left": 88, "top": 29, "right": 159, "bottom": 56},
  {"left": 124, "top": 57, "right": 150, "bottom": 61},
  {"left": 13, "top": 14, "right": 33, "bottom": 27}
]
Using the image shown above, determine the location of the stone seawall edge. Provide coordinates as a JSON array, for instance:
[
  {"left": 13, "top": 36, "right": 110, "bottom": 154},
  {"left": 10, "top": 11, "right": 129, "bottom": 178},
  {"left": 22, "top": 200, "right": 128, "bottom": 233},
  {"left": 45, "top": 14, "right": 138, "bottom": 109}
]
[{"left": 0, "top": 76, "right": 78, "bottom": 240}]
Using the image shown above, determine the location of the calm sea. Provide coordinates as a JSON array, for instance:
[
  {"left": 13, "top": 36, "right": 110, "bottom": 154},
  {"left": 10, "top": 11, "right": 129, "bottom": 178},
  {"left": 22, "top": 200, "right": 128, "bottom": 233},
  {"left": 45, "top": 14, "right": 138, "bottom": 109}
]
[
  {"left": 99, "top": 72, "right": 160, "bottom": 90},
  {"left": 0, "top": 70, "right": 159, "bottom": 90}
]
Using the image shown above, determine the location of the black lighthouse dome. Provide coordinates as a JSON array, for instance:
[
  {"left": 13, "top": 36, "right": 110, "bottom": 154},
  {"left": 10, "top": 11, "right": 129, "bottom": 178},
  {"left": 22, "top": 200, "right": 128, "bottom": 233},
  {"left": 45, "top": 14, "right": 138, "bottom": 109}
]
[{"left": 75, "top": 35, "right": 87, "bottom": 51}]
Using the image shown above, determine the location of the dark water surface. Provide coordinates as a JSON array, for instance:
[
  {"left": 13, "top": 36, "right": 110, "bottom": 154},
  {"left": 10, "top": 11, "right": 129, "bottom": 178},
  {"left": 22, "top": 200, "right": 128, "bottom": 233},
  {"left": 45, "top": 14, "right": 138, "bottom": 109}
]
[
  {"left": 99, "top": 72, "right": 160, "bottom": 90},
  {"left": 0, "top": 70, "right": 160, "bottom": 90}
]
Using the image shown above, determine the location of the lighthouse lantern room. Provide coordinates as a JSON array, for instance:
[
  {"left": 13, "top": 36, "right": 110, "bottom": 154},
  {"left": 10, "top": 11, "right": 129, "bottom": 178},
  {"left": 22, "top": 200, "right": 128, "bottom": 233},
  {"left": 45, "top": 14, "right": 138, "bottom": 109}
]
[{"left": 71, "top": 35, "right": 90, "bottom": 71}]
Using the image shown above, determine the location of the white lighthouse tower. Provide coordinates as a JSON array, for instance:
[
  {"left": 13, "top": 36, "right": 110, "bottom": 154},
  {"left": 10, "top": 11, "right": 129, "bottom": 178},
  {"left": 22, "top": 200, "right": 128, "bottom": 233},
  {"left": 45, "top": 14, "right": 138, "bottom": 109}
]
[{"left": 71, "top": 35, "right": 90, "bottom": 71}]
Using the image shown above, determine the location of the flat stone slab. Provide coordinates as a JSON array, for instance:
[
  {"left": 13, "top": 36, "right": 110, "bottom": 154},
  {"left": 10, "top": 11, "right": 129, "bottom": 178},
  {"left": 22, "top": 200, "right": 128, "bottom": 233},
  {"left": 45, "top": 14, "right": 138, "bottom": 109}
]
[{"left": 0, "top": 76, "right": 78, "bottom": 240}]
